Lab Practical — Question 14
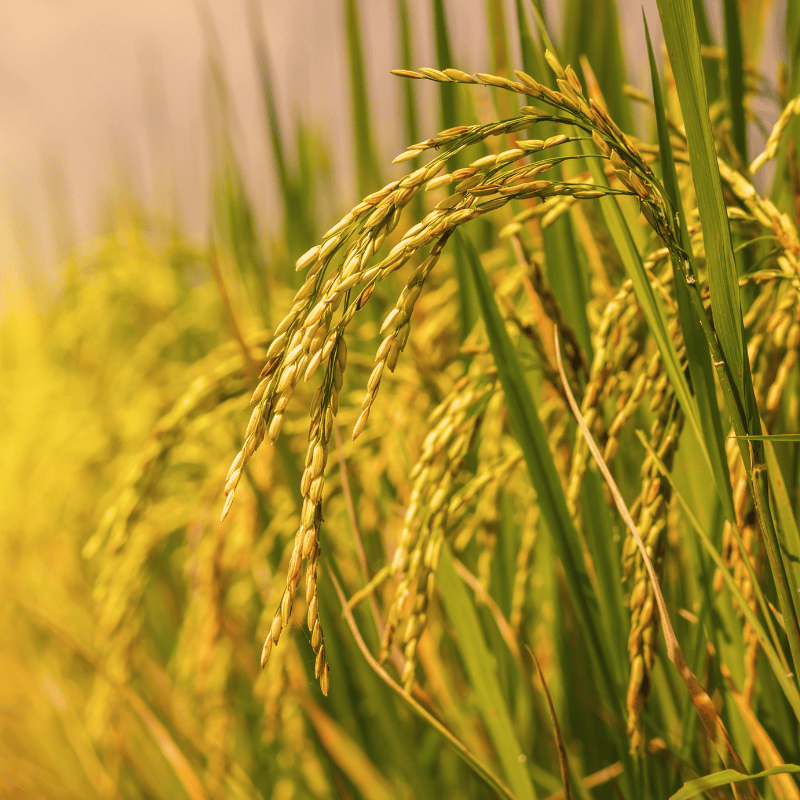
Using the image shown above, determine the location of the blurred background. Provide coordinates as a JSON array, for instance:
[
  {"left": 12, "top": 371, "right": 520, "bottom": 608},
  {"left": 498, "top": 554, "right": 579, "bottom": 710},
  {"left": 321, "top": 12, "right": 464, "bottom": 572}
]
[
  {"left": 0, "top": 2, "right": 796, "bottom": 799},
  {"left": 0, "top": 0, "right": 786, "bottom": 285}
]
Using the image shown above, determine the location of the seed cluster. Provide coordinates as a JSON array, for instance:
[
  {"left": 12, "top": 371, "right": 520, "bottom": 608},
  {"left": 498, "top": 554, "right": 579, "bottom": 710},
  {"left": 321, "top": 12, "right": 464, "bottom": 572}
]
[
  {"left": 563, "top": 264, "right": 687, "bottom": 751},
  {"left": 257, "top": 337, "right": 350, "bottom": 695},
  {"left": 750, "top": 91, "right": 800, "bottom": 174},
  {"left": 566, "top": 278, "right": 643, "bottom": 515},
  {"left": 624, "top": 400, "right": 683, "bottom": 751},
  {"left": 382, "top": 363, "right": 499, "bottom": 690},
  {"left": 86, "top": 337, "right": 272, "bottom": 772},
  {"left": 713, "top": 231, "right": 800, "bottom": 704},
  {"left": 220, "top": 49, "right": 643, "bottom": 683},
  {"left": 211, "top": 46, "right": 800, "bottom": 746}
]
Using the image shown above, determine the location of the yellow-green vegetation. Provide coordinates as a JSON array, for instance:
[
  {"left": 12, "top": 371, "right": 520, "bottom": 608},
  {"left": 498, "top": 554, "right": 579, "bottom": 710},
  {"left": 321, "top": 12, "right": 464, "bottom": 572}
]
[{"left": 5, "top": 1, "right": 800, "bottom": 798}]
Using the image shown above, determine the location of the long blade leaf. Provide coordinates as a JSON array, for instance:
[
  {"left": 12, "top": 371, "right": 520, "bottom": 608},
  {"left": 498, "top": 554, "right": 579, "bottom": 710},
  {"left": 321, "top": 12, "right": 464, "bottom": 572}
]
[
  {"left": 670, "top": 766, "right": 800, "bottom": 800},
  {"left": 329, "top": 569, "right": 519, "bottom": 800},
  {"left": 654, "top": 0, "right": 800, "bottom": 683},
  {"left": 654, "top": 0, "right": 748, "bottom": 407},
  {"left": 345, "top": 0, "right": 381, "bottom": 195},
  {"left": 459, "top": 230, "right": 623, "bottom": 718},
  {"left": 723, "top": 0, "right": 748, "bottom": 168},
  {"left": 438, "top": 545, "right": 538, "bottom": 800},
  {"left": 579, "top": 139, "right": 713, "bottom": 489},
  {"left": 636, "top": 431, "right": 800, "bottom": 721},
  {"left": 643, "top": 13, "right": 735, "bottom": 524}
]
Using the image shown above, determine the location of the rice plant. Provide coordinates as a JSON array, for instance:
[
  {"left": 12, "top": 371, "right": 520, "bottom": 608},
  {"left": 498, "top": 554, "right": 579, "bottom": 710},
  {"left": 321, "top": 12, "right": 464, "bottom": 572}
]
[{"left": 4, "top": 0, "right": 800, "bottom": 799}]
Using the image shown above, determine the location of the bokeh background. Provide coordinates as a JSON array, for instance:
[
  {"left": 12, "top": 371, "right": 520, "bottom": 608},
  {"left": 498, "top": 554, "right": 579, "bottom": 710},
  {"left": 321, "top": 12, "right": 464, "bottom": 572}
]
[
  {"left": 1, "top": 2, "right": 798, "bottom": 799},
  {"left": 0, "top": 0, "right": 787, "bottom": 284}
]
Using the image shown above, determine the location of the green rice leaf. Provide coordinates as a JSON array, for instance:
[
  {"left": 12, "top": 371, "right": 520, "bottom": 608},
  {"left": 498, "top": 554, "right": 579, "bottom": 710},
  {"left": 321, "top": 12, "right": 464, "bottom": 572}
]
[
  {"left": 656, "top": 0, "right": 800, "bottom": 687},
  {"left": 691, "top": 0, "right": 721, "bottom": 102},
  {"left": 525, "top": 1, "right": 557, "bottom": 57},
  {"left": 438, "top": 544, "right": 537, "bottom": 800},
  {"left": 430, "top": 0, "right": 478, "bottom": 340},
  {"left": 486, "top": 0, "right": 513, "bottom": 122},
  {"left": 581, "top": 472, "right": 627, "bottom": 665},
  {"left": 396, "top": 0, "right": 420, "bottom": 149},
  {"left": 330, "top": 569, "right": 518, "bottom": 800},
  {"left": 460, "top": 230, "right": 623, "bottom": 718},
  {"left": 723, "top": 0, "right": 747, "bottom": 167},
  {"left": 764, "top": 440, "right": 800, "bottom": 610},
  {"left": 654, "top": 0, "right": 750, "bottom": 415},
  {"left": 397, "top": 0, "right": 424, "bottom": 221},
  {"left": 734, "top": 434, "right": 800, "bottom": 442},
  {"left": 643, "top": 13, "right": 735, "bottom": 524},
  {"left": 579, "top": 139, "right": 713, "bottom": 493},
  {"left": 789, "top": 0, "right": 800, "bottom": 89},
  {"left": 541, "top": 217, "right": 593, "bottom": 361},
  {"left": 246, "top": 1, "right": 294, "bottom": 235},
  {"left": 670, "top": 765, "right": 800, "bottom": 800},
  {"left": 638, "top": 431, "right": 800, "bottom": 722},
  {"left": 514, "top": 0, "right": 542, "bottom": 81},
  {"left": 246, "top": 0, "right": 318, "bottom": 255},
  {"left": 453, "top": 230, "right": 480, "bottom": 340},
  {"left": 562, "top": 0, "right": 632, "bottom": 131},
  {"left": 432, "top": 0, "right": 458, "bottom": 131},
  {"left": 513, "top": 23, "right": 593, "bottom": 358},
  {"left": 345, "top": 0, "right": 381, "bottom": 195}
]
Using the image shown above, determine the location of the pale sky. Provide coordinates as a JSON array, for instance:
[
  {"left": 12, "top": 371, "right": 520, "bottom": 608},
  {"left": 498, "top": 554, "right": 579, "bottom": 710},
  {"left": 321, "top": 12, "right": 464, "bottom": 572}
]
[{"left": 0, "top": 0, "right": 786, "bottom": 277}]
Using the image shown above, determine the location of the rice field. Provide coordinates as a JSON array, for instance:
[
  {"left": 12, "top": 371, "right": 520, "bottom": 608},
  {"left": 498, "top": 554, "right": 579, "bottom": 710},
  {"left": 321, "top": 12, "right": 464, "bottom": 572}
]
[{"left": 3, "top": 1, "right": 800, "bottom": 799}]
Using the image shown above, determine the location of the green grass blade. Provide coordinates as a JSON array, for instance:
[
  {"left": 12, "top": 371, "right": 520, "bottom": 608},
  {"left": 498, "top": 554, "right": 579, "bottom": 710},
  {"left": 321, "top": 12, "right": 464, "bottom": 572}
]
[
  {"left": 525, "top": 2, "right": 557, "bottom": 62},
  {"left": 345, "top": 0, "right": 381, "bottom": 195},
  {"left": 330, "top": 570, "right": 519, "bottom": 800},
  {"left": 280, "top": 432, "right": 435, "bottom": 792},
  {"left": 789, "top": 0, "right": 800, "bottom": 89},
  {"left": 486, "top": 0, "right": 510, "bottom": 78},
  {"left": 430, "top": 0, "right": 480, "bottom": 340},
  {"left": 514, "top": 0, "right": 541, "bottom": 81},
  {"left": 319, "top": 568, "right": 440, "bottom": 798},
  {"left": 397, "top": 0, "right": 423, "bottom": 221},
  {"left": 438, "top": 545, "right": 538, "bottom": 800},
  {"left": 486, "top": 0, "right": 513, "bottom": 121},
  {"left": 459, "top": 230, "right": 623, "bottom": 720},
  {"left": 294, "top": 121, "right": 324, "bottom": 243},
  {"left": 691, "top": 0, "right": 721, "bottom": 102},
  {"left": 246, "top": 0, "right": 289, "bottom": 199},
  {"left": 432, "top": 0, "right": 458, "bottom": 131},
  {"left": 246, "top": 0, "right": 310, "bottom": 255},
  {"left": 764, "top": 440, "right": 800, "bottom": 613},
  {"left": 769, "top": 10, "right": 800, "bottom": 206},
  {"left": 637, "top": 431, "right": 800, "bottom": 722},
  {"left": 655, "top": 0, "right": 800, "bottom": 683},
  {"left": 277, "top": 427, "right": 435, "bottom": 790},
  {"left": 298, "top": 699, "right": 396, "bottom": 800},
  {"left": 453, "top": 230, "right": 480, "bottom": 340},
  {"left": 214, "top": 159, "right": 271, "bottom": 318},
  {"left": 753, "top": 462, "right": 800, "bottom": 687},
  {"left": 397, "top": 0, "right": 420, "bottom": 145},
  {"left": 581, "top": 472, "right": 627, "bottom": 661},
  {"left": 735, "top": 434, "right": 800, "bottom": 442},
  {"left": 654, "top": 0, "right": 748, "bottom": 407},
  {"left": 722, "top": 0, "right": 747, "bottom": 168},
  {"left": 643, "top": 14, "right": 735, "bottom": 525},
  {"left": 642, "top": 15, "right": 681, "bottom": 228},
  {"left": 541, "top": 217, "right": 593, "bottom": 366},
  {"left": 670, "top": 765, "right": 800, "bottom": 800},
  {"left": 196, "top": 0, "right": 273, "bottom": 307}
]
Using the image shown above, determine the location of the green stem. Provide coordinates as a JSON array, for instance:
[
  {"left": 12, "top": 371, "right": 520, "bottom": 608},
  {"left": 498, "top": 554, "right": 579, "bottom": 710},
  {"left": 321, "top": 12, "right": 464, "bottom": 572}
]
[
  {"left": 673, "top": 251, "right": 800, "bottom": 683},
  {"left": 751, "top": 459, "right": 800, "bottom": 677}
]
